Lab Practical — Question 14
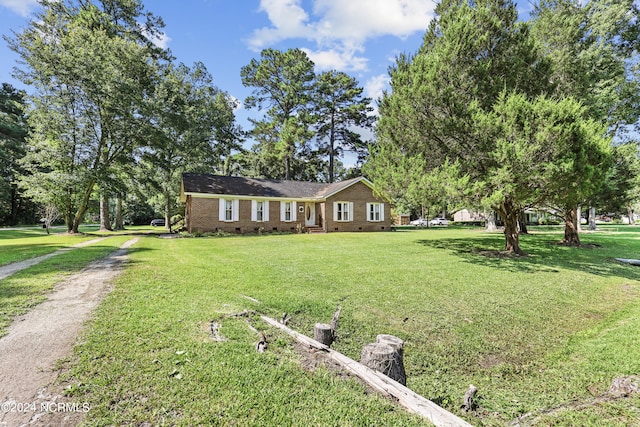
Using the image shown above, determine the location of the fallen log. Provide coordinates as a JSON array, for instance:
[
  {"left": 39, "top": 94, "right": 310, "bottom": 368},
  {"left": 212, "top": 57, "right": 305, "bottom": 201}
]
[{"left": 260, "top": 315, "right": 473, "bottom": 427}]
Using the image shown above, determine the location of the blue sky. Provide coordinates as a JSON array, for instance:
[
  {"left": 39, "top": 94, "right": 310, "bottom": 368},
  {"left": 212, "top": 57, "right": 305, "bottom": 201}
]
[{"left": 0, "top": 0, "right": 535, "bottom": 151}]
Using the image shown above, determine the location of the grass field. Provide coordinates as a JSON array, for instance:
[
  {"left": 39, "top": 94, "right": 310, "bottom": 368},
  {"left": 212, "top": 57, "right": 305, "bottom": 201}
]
[
  {"left": 2, "top": 226, "right": 640, "bottom": 425},
  {"left": 0, "top": 228, "right": 98, "bottom": 266},
  {"left": 0, "top": 231, "right": 135, "bottom": 337}
]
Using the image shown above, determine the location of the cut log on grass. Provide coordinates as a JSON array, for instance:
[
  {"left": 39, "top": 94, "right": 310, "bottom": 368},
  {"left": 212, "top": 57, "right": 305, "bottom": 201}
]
[
  {"left": 375, "top": 334, "right": 406, "bottom": 385},
  {"left": 314, "top": 323, "right": 334, "bottom": 346},
  {"left": 361, "top": 342, "right": 406, "bottom": 385},
  {"left": 260, "top": 315, "right": 473, "bottom": 427}
]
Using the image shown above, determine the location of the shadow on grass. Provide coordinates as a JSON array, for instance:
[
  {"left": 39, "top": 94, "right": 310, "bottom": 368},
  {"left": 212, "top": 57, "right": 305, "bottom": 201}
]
[{"left": 416, "top": 232, "right": 640, "bottom": 281}]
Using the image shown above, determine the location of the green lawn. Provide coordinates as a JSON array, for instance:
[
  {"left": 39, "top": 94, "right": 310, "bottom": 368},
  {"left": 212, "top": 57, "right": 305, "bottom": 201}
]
[
  {"left": 0, "top": 225, "right": 169, "bottom": 266},
  {"left": 0, "top": 228, "right": 97, "bottom": 266},
  {"left": 0, "top": 235, "right": 134, "bottom": 334},
  {"left": 53, "top": 226, "right": 640, "bottom": 426}
]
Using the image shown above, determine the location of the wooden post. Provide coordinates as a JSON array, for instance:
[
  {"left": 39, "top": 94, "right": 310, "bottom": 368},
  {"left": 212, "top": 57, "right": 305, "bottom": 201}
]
[{"left": 314, "top": 323, "right": 334, "bottom": 346}]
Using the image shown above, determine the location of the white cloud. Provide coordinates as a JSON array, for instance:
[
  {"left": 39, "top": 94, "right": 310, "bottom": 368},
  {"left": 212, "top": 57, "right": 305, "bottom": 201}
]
[
  {"left": 0, "top": 0, "right": 39, "bottom": 17},
  {"left": 302, "top": 47, "right": 368, "bottom": 72},
  {"left": 139, "top": 22, "right": 172, "bottom": 49},
  {"left": 312, "top": 0, "right": 434, "bottom": 42},
  {"left": 149, "top": 31, "right": 171, "bottom": 49},
  {"left": 248, "top": 0, "right": 436, "bottom": 72},
  {"left": 247, "top": 0, "right": 312, "bottom": 50},
  {"left": 365, "top": 73, "right": 389, "bottom": 102}
]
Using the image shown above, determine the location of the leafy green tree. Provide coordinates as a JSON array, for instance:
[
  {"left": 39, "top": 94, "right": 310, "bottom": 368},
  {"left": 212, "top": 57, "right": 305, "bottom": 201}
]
[
  {"left": 0, "top": 83, "right": 35, "bottom": 225},
  {"left": 474, "top": 93, "right": 611, "bottom": 248},
  {"left": 313, "top": 70, "right": 374, "bottom": 182},
  {"left": 141, "top": 62, "right": 240, "bottom": 231},
  {"left": 241, "top": 48, "right": 316, "bottom": 180},
  {"left": 369, "top": 0, "right": 545, "bottom": 254},
  {"left": 531, "top": 0, "right": 640, "bottom": 241},
  {"left": 595, "top": 142, "right": 640, "bottom": 223},
  {"left": 8, "top": 0, "right": 161, "bottom": 233}
]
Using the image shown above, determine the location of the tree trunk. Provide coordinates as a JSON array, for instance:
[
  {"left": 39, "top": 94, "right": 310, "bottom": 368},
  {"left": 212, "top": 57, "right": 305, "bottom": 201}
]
[
  {"left": 65, "top": 209, "right": 74, "bottom": 233},
  {"left": 562, "top": 206, "right": 581, "bottom": 245},
  {"left": 9, "top": 184, "right": 17, "bottom": 226},
  {"left": 114, "top": 195, "right": 125, "bottom": 230},
  {"left": 329, "top": 120, "right": 335, "bottom": 183},
  {"left": 497, "top": 200, "right": 524, "bottom": 255},
  {"left": 71, "top": 178, "right": 96, "bottom": 233},
  {"left": 165, "top": 189, "right": 172, "bottom": 233},
  {"left": 518, "top": 211, "right": 528, "bottom": 234},
  {"left": 588, "top": 206, "right": 597, "bottom": 231},
  {"left": 285, "top": 156, "right": 291, "bottom": 181},
  {"left": 100, "top": 194, "right": 112, "bottom": 231},
  {"left": 576, "top": 205, "right": 582, "bottom": 232},
  {"left": 485, "top": 210, "right": 497, "bottom": 232},
  {"left": 627, "top": 204, "right": 635, "bottom": 225}
]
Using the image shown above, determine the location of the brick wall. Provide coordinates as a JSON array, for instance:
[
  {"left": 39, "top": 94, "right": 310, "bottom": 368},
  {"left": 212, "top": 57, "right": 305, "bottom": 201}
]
[
  {"left": 188, "top": 197, "right": 306, "bottom": 234},
  {"left": 187, "top": 181, "right": 390, "bottom": 234},
  {"left": 325, "top": 181, "right": 391, "bottom": 232}
]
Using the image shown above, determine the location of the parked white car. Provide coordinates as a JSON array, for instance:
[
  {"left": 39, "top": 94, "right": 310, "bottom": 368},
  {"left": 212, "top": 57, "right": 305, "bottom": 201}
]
[
  {"left": 429, "top": 217, "right": 449, "bottom": 226},
  {"left": 409, "top": 218, "right": 429, "bottom": 227}
]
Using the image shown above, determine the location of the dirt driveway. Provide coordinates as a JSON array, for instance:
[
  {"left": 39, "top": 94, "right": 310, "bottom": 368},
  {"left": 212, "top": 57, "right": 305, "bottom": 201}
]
[{"left": 0, "top": 238, "right": 138, "bottom": 427}]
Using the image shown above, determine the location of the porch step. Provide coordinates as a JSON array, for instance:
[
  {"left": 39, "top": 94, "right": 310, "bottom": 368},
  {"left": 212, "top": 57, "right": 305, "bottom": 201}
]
[{"left": 306, "top": 226, "right": 326, "bottom": 234}]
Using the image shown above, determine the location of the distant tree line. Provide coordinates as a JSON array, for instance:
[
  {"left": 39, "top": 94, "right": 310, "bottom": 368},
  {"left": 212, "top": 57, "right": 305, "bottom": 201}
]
[{"left": 365, "top": 0, "right": 640, "bottom": 254}]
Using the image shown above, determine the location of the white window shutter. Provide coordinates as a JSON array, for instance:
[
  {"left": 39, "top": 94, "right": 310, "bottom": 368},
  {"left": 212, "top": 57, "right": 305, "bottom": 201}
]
[
  {"left": 291, "top": 201, "right": 297, "bottom": 221},
  {"left": 380, "top": 203, "right": 385, "bottom": 221},
  {"left": 264, "top": 201, "right": 269, "bottom": 222},
  {"left": 233, "top": 199, "right": 239, "bottom": 222},
  {"left": 366, "top": 203, "right": 371, "bottom": 221},
  {"left": 333, "top": 202, "right": 338, "bottom": 221},
  {"left": 349, "top": 202, "right": 354, "bottom": 221},
  {"left": 251, "top": 200, "right": 257, "bottom": 222},
  {"left": 219, "top": 198, "right": 226, "bottom": 221}
]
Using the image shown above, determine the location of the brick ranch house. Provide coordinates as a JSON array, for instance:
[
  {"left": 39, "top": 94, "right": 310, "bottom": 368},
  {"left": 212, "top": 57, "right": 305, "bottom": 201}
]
[{"left": 180, "top": 173, "right": 391, "bottom": 234}]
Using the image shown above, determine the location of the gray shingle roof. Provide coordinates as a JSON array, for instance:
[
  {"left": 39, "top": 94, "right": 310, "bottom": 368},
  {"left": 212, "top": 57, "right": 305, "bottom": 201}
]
[{"left": 182, "top": 173, "right": 369, "bottom": 200}]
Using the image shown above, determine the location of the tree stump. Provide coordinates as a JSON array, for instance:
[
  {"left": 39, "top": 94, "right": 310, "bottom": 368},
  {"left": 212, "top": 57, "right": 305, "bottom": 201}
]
[
  {"left": 314, "top": 323, "right": 334, "bottom": 346},
  {"left": 376, "top": 334, "right": 406, "bottom": 385},
  {"left": 360, "top": 340, "right": 406, "bottom": 385}
]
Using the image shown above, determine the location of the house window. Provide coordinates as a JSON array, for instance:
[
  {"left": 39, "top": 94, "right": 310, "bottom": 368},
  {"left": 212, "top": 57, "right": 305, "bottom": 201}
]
[
  {"left": 219, "top": 198, "right": 239, "bottom": 222},
  {"left": 285, "top": 202, "right": 292, "bottom": 221},
  {"left": 367, "top": 203, "right": 384, "bottom": 222},
  {"left": 251, "top": 200, "right": 269, "bottom": 222},
  {"left": 334, "top": 202, "right": 352, "bottom": 222},
  {"left": 280, "top": 201, "right": 297, "bottom": 222},
  {"left": 225, "top": 200, "right": 233, "bottom": 221},
  {"left": 256, "top": 202, "right": 264, "bottom": 222}
]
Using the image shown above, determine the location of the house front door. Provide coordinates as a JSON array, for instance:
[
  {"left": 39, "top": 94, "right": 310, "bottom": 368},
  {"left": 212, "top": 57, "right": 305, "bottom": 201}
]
[{"left": 305, "top": 203, "right": 316, "bottom": 227}]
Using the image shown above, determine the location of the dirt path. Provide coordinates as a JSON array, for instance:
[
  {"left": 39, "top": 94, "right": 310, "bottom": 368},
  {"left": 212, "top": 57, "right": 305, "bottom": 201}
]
[
  {"left": 0, "top": 238, "right": 107, "bottom": 281},
  {"left": 0, "top": 238, "right": 138, "bottom": 427}
]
